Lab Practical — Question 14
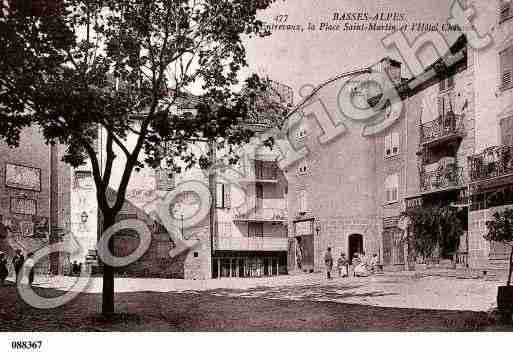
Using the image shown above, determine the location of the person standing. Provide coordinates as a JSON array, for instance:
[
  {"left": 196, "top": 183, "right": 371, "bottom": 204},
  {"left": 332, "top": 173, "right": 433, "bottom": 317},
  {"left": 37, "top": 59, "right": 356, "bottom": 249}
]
[
  {"left": 351, "top": 253, "right": 358, "bottom": 276},
  {"left": 12, "top": 249, "right": 24, "bottom": 284},
  {"left": 324, "top": 247, "right": 333, "bottom": 280},
  {"left": 370, "top": 253, "right": 379, "bottom": 273},
  {"left": 337, "top": 252, "right": 348, "bottom": 278},
  {"left": 0, "top": 252, "right": 8, "bottom": 285},
  {"left": 26, "top": 253, "right": 35, "bottom": 286}
]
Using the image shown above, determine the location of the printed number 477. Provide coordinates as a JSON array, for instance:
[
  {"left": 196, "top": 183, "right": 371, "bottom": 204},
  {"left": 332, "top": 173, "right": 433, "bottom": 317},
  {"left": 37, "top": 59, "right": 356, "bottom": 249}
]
[{"left": 275, "top": 14, "right": 288, "bottom": 22}]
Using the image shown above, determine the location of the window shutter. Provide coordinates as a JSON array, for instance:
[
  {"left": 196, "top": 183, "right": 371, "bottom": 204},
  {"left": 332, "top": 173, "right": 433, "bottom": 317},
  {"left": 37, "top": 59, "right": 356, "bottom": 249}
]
[
  {"left": 437, "top": 96, "right": 444, "bottom": 116},
  {"left": 391, "top": 131, "right": 399, "bottom": 154},
  {"left": 439, "top": 78, "right": 445, "bottom": 92},
  {"left": 385, "top": 133, "right": 392, "bottom": 156},
  {"left": 223, "top": 184, "right": 231, "bottom": 208},
  {"left": 500, "top": 47, "right": 513, "bottom": 88},
  {"left": 447, "top": 75, "right": 454, "bottom": 89},
  {"left": 446, "top": 93, "right": 454, "bottom": 113},
  {"left": 216, "top": 183, "right": 224, "bottom": 208},
  {"left": 385, "top": 174, "right": 399, "bottom": 203},
  {"left": 501, "top": 116, "right": 513, "bottom": 145},
  {"left": 298, "top": 189, "right": 307, "bottom": 213}
]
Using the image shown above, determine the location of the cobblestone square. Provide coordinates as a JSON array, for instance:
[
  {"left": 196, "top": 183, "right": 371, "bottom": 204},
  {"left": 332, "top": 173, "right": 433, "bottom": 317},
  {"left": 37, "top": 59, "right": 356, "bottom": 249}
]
[{"left": 0, "top": 272, "right": 509, "bottom": 331}]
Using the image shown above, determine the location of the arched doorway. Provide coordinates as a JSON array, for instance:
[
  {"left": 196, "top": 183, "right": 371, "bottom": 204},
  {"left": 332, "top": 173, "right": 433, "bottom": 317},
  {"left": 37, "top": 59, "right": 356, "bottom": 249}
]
[{"left": 348, "top": 233, "right": 363, "bottom": 265}]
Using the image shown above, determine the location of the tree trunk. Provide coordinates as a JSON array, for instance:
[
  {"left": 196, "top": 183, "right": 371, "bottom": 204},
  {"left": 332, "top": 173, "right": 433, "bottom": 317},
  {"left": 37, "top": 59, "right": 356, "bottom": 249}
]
[
  {"left": 101, "top": 214, "right": 116, "bottom": 317},
  {"left": 508, "top": 245, "right": 513, "bottom": 287}
]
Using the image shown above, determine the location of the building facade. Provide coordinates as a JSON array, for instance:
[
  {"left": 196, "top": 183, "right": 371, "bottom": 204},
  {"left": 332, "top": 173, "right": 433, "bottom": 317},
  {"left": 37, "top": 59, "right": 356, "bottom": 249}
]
[
  {"left": 212, "top": 134, "right": 289, "bottom": 278},
  {"left": 464, "top": 0, "right": 513, "bottom": 270},
  {"left": 72, "top": 82, "right": 291, "bottom": 279},
  {"left": 285, "top": 34, "right": 479, "bottom": 273},
  {"left": 0, "top": 126, "right": 71, "bottom": 274}
]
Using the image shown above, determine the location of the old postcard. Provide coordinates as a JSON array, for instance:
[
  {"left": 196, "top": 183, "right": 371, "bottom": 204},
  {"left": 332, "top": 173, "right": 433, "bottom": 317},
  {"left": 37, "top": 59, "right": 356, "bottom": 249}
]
[{"left": 0, "top": 0, "right": 511, "bottom": 356}]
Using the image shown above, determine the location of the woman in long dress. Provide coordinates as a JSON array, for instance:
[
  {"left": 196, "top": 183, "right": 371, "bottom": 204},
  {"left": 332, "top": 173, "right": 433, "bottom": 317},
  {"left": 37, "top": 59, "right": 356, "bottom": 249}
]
[{"left": 354, "top": 252, "right": 370, "bottom": 277}]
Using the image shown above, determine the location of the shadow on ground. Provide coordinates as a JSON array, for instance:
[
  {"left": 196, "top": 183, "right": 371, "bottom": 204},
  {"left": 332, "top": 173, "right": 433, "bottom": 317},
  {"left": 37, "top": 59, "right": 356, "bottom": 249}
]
[
  {"left": 180, "top": 283, "right": 399, "bottom": 303},
  {"left": 0, "top": 284, "right": 507, "bottom": 331}
]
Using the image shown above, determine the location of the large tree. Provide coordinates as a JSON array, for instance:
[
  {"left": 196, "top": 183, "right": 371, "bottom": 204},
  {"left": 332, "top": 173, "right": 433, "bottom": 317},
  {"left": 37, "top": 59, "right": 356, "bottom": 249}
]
[
  {"left": 402, "top": 205, "right": 465, "bottom": 264},
  {"left": 484, "top": 209, "right": 513, "bottom": 286},
  {"left": 0, "top": 0, "right": 277, "bottom": 316}
]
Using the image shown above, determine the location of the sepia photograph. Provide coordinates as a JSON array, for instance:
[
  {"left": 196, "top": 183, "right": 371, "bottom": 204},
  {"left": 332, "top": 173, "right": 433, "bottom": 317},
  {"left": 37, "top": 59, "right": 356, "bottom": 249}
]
[{"left": 1, "top": 0, "right": 513, "bottom": 356}]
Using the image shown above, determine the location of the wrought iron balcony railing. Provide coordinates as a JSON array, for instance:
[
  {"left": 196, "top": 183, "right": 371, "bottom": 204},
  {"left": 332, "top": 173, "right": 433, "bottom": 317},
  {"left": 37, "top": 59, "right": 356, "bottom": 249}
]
[
  {"left": 420, "top": 113, "right": 465, "bottom": 145},
  {"left": 233, "top": 207, "right": 287, "bottom": 222},
  {"left": 420, "top": 164, "right": 464, "bottom": 193},
  {"left": 469, "top": 144, "right": 513, "bottom": 182}
]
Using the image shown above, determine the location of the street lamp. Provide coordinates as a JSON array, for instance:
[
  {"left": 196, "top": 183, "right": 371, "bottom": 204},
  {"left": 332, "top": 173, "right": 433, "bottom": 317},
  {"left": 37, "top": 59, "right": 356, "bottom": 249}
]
[{"left": 80, "top": 211, "right": 89, "bottom": 223}]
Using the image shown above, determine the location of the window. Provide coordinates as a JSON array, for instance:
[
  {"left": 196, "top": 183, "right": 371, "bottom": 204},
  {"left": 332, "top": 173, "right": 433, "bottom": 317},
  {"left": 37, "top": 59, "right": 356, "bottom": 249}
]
[
  {"left": 155, "top": 168, "right": 174, "bottom": 191},
  {"left": 385, "top": 174, "right": 399, "bottom": 204},
  {"left": 439, "top": 75, "right": 454, "bottom": 92},
  {"left": 248, "top": 222, "right": 264, "bottom": 237},
  {"left": 296, "top": 127, "right": 307, "bottom": 141},
  {"left": 10, "top": 197, "right": 36, "bottom": 215},
  {"left": 298, "top": 189, "right": 308, "bottom": 213},
  {"left": 153, "top": 222, "right": 168, "bottom": 234},
  {"left": 74, "top": 170, "right": 94, "bottom": 189},
  {"left": 437, "top": 93, "right": 454, "bottom": 116},
  {"left": 255, "top": 160, "right": 277, "bottom": 180},
  {"left": 218, "top": 222, "right": 232, "bottom": 238},
  {"left": 500, "top": 46, "right": 513, "bottom": 89},
  {"left": 216, "top": 183, "right": 231, "bottom": 209},
  {"left": 297, "top": 165, "right": 308, "bottom": 175},
  {"left": 297, "top": 161, "right": 308, "bottom": 176},
  {"left": 501, "top": 116, "right": 513, "bottom": 145},
  {"left": 384, "top": 130, "right": 400, "bottom": 157}
]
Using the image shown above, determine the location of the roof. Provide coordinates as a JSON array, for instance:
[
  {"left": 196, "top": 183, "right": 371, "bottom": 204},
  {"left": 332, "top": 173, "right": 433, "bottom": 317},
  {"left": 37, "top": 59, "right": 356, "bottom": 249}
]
[
  {"left": 285, "top": 34, "right": 468, "bottom": 120},
  {"left": 285, "top": 67, "right": 372, "bottom": 120}
]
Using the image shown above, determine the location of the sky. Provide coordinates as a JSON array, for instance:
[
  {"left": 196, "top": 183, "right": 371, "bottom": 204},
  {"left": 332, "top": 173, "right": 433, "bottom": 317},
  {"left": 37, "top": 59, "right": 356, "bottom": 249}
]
[
  {"left": 107, "top": 0, "right": 488, "bottom": 191},
  {"left": 242, "top": 0, "right": 466, "bottom": 103}
]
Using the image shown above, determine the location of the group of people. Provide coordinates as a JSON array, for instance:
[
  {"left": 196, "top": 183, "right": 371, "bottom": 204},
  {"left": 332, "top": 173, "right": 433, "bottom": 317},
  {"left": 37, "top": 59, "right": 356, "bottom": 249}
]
[
  {"left": 0, "top": 249, "right": 35, "bottom": 286},
  {"left": 324, "top": 247, "right": 379, "bottom": 280}
]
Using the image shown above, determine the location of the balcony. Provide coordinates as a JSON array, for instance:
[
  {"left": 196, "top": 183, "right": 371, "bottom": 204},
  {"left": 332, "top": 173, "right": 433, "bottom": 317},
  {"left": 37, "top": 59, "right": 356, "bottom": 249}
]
[
  {"left": 216, "top": 236, "right": 288, "bottom": 251},
  {"left": 469, "top": 144, "right": 513, "bottom": 183},
  {"left": 239, "top": 162, "right": 279, "bottom": 184},
  {"left": 419, "top": 113, "right": 465, "bottom": 147},
  {"left": 233, "top": 207, "right": 286, "bottom": 223},
  {"left": 420, "top": 164, "right": 464, "bottom": 193}
]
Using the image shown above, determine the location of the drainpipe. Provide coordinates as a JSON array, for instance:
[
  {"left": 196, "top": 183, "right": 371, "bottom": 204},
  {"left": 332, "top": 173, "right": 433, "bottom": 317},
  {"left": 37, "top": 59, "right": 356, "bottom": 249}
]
[{"left": 208, "top": 139, "right": 216, "bottom": 276}]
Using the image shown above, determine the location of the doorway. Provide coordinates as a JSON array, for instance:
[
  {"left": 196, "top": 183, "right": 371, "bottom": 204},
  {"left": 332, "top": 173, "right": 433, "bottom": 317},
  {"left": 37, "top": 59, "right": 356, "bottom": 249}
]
[
  {"left": 348, "top": 233, "right": 363, "bottom": 265},
  {"left": 255, "top": 184, "right": 263, "bottom": 210},
  {"left": 297, "top": 235, "right": 314, "bottom": 272}
]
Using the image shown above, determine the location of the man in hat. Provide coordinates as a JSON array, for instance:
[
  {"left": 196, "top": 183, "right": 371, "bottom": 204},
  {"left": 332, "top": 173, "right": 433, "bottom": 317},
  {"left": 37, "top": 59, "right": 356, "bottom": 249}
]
[
  {"left": 12, "top": 249, "right": 24, "bottom": 284},
  {"left": 324, "top": 247, "right": 333, "bottom": 280}
]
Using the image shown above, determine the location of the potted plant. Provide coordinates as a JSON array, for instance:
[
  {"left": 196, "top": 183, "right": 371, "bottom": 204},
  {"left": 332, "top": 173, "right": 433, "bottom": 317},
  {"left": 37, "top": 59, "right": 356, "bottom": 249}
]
[{"left": 484, "top": 209, "right": 513, "bottom": 323}]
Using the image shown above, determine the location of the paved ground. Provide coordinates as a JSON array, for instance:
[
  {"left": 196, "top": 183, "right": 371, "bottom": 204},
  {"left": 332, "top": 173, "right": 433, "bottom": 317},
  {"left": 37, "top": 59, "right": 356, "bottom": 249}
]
[
  {"left": 30, "top": 272, "right": 501, "bottom": 311},
  {"left": 0, "top": 272, "right": 509, "bottom": 331}
]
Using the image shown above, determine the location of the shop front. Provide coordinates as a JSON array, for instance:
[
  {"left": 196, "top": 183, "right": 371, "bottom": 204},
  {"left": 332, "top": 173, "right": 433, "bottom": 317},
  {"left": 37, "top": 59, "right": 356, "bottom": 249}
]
[{"left": 212, "top": 251, "right": 287, "bottom": 278}]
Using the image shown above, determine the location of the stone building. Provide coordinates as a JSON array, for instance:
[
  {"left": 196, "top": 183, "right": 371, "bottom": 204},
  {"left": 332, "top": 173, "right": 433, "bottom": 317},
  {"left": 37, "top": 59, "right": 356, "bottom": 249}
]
[
  {"left": 464, "top": 0, "right": 513, "bottom": 271},
  {"left": 0, "top": 125, "right": 71, "bottom": 274},
  {"left": 285, "top": 34, "right": 476, "bottom": 273},
  {"left": 73, "top": 82, "right": 290, "bottom": 279}
]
